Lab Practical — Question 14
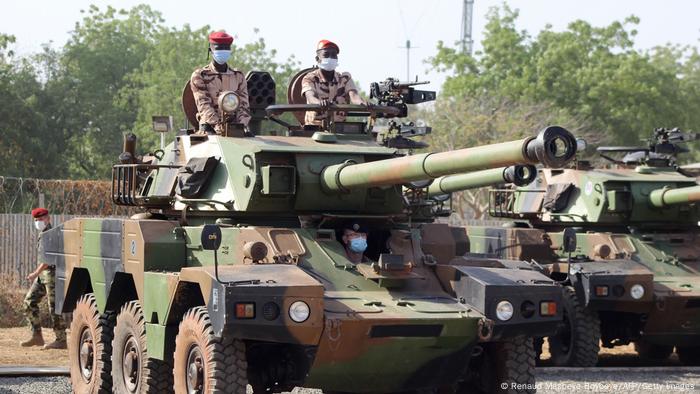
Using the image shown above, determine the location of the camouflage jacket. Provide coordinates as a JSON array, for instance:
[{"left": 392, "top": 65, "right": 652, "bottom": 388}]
[
  {"left": 190, "top": 62, "right": 251, "bottom": 130},
  {"left": 301, "top": 68, "right": 358, "bottom": 125}
]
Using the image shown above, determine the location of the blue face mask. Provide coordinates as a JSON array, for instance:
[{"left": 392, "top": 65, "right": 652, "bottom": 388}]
[
  {"left": 349, "top": 237, "right": 367, "bottom": 253},
  {"left": 212, "top": 49, "right": 231, "bottom": 65}
]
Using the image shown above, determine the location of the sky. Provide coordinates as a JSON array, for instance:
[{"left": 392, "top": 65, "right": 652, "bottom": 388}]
[{"left": 3, "top": 0, "right": 700, "bottom": 94}]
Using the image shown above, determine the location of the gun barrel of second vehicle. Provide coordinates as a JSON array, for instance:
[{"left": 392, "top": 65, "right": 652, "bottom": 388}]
[
  {"left": 649, "top": 185, "right": 700, "bottom": 207},
  {"left": 426, "top": 165, "right": 536, "bottom": 197},
  {"left": 321, "top": 126, "right": 576, "bottom": 193}
]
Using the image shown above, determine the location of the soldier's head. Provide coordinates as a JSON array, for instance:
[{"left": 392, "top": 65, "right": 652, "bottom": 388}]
[
  {"left": 315, "top": 40, "right": 339, "bottom": 72},
  {"left": 209, "top": 30, "right": 234, "bottom": 65},
  {"left": 31, "top": 208, "right": 50, "bottom": 231},
  {"left": 342, "top": 222, "right": 368, "bottom": 254}
]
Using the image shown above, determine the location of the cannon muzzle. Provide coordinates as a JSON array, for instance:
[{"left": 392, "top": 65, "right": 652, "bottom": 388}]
[
  {"left": 321, "top": 126, "right": 576, "bottom": 193},
  {"left": 649, "top": 185, "right": 700, "bottom": 208},
  {"left": 427, "top": 165, "right": 536, "bottom": 197}
]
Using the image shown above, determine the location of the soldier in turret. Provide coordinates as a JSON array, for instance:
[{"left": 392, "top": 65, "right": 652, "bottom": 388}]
[
  {"left": 302, "top": 40, "right": 366, "bottom": 126},
  {"left": 190, "top": 30, "right": 251, "bottom": 134},
  {"left": 20, "top": 208, "right": 67, "bottom": 350}
]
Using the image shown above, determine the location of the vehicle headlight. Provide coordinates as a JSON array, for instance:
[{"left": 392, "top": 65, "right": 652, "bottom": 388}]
[
  {"left": 496, "top": 300, "right": 514, "bottom": 321},
  {"left": 289, "top": 301, "right": 310, "bottom": 323},
  {"left": 630, "top": 284, "right": 645, "bottom": 300},
  {"left": 219, "top": 91, "right": 239, "bottom": 113}
]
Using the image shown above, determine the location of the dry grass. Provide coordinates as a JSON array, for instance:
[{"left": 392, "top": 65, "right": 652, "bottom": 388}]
[{"left": 0, "top": 273, "right": 52, "bottom": 328}]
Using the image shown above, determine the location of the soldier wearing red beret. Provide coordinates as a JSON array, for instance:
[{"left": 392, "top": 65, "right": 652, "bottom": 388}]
[
  {"left": 190, "top": 30, "right": 251, "bottom": 134},
  {"left": 20, "top": 208, "right": 67, "bottom": 349},
  {"left": 302, "top": 40, "right": 366, "bottom": 126}
]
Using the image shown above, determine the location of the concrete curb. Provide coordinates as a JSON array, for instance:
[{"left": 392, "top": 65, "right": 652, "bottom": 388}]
[{"left": 0, "top": 366, "right": 69, "bottom": 377}]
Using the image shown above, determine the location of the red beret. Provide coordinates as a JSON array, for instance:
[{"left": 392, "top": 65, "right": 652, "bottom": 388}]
[
  {"left": 209, "top": 31, "right": 233, "bottom": 45},
  {"left": 31, "top": 208, "right": 49, "bottom": 218},
  {"left": 316, "top": 39, "right": 339, "bottom": 54}
]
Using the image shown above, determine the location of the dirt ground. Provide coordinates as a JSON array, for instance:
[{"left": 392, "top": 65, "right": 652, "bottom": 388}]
[
  {"left": 0, "top": 327, "right": 69, "bottom": 367},
  {"left": 0, "top": 326, "right": 683, "bottom": 368}
]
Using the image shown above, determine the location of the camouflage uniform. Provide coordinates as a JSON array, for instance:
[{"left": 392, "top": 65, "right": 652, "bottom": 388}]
[
  {"left": 23, "top": 223, "right": 67, "bottom": 340},
  {"left": 190, "top": 62, "right": 251, "bottom": 132},
  {"left": 301, "top": 68, "right": 358, "bottom": 125}
]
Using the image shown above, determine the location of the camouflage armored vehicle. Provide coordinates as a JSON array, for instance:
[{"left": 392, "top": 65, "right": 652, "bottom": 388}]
[
  {"left": 466, "top": 128, "right": 700, "bottom": 366},
  {"left": 40, "top": 72, "right": 578, "bottom": 393}
]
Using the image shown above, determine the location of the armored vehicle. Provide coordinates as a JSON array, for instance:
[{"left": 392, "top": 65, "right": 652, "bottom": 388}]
[
  {"left": 40, "top": 72, "right": 577, "bottom": 393},
  {"left": 469, "top": 128, "right": 700, "bottom": 366}
]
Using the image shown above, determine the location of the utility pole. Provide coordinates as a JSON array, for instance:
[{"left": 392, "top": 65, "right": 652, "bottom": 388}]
[
  {"left": 399, "top": 39, "right": 418, "bottom": 81},
  {"left": 460, "top": 0, "right": 474, "bottom": 55}
]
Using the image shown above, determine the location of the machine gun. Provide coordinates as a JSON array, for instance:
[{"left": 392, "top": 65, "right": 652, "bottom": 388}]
[
  {"left": 369, "top": 78, "right": 436, "bottom": 149},
  {"left": 370, "top": 78, "right": 436, "bottom": 117},
  {"left": 597, "top": 127, "right": 699, "bottom": 166}
]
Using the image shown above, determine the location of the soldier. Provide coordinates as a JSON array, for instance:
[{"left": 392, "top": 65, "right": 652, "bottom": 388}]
[
  {"left": 190, "top": 30, "right": 251, "bottom": 134},
  {"left": 302, "top": 40, "right": 366, "bottom": 126},
  {"left": 341, "top": 222, "right": 369, "bottom": 264},
  {"left": 20, "top": 208, "right": 67, "bottom": 350}
]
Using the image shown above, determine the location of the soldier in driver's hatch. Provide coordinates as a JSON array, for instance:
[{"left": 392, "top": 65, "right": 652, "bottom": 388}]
[
  {"left": 190, "top": 30, "right": 251, "bottom": 134},
  {"left": 302, "top": 40, "right": 366, "bottom": 126}
]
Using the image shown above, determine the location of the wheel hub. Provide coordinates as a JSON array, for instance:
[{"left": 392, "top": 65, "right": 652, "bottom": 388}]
[
  {"left": 122, "top": 336, "right": 141, "bottom": 392},
  {"left": 78, "top": 328, "right": 94, "bottom": 382},
  {"left": 186, "top": 345, "right": 204, "bottom": 394}
]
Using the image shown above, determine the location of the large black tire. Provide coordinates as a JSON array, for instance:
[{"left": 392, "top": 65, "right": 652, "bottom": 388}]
[
  {"left": 634, "top": 341, "right": 673, "bottom": 360},
  {"left": 548, "top": 286, "right": 600, "bottom": 367},
  {"left": 174, "top": 306, "right": 248, "bottom": 393},
  {"left": 533, "top": 337, "right": 544, "bottom": 363},
  {"left": 68, "top": 293, "right": 115, "bottom": 394},
  {"left": 459, "top": 336, "right": 536, "bottom": 394},
  {"left": 676, "top": 346, "right": 700, "bottom": 365},
  {"left": 111, "top": 301, "right": 173, "bottom": 393}
]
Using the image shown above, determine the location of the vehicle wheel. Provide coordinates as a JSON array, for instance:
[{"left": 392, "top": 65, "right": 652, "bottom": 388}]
[
  {"left": 634, "top": 341, "right": 673, "bottom": 360},
  {"left": 173, "top": 306, "right": 248, "bottom": 393},
  {"left": 111, "top": 301, "right": 173, "bottom": 393},
  {"left": 548, "top": 286, "right": 600, "bottom": 367},
  {"left": 68, "top": 293, "right": 115, "bottom": 394},
  {"left": 676, "top": 346, "right": 700, "bottom": 365},
  {"left": 459, "top": 336, "right": 536, "bottom": 394}
]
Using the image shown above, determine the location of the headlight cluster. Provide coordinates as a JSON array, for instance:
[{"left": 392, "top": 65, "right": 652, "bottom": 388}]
[{"left": 594, "top": 283, "right": 645, "bottom": 299}]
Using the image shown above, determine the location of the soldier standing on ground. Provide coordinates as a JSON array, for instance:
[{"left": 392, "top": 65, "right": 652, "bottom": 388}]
[
  {"left": 190, "top": 30, "right": 251, "bottom": 134},
  {"left": 20, "top": 208, "right": 67, "bottom": 350},
  {"left": 302, "top": 40, "right": 366, "bottom": 126}
]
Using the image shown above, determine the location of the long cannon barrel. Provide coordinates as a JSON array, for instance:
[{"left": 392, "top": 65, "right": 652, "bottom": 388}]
[
  {"left": 321, "top": 126, "right": 576, "bottom": 193},
  {"left": 649, "top": 185, "right": 700, "bottom": 207},
  {"left": 427, "top": 165, "right": 536, "bottom": 197}
]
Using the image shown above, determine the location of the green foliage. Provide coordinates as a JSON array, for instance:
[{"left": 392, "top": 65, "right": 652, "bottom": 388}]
[
  {"left": 0, "top": 5, "right": 300, "bottom": 180},
  {"left": 432, "top": 5, "right": 700, "bottom": 148}
]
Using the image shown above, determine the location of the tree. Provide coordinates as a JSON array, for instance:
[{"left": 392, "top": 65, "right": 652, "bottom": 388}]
[{"left": 431, "top": 6, "right": 700, "bottom": 148}]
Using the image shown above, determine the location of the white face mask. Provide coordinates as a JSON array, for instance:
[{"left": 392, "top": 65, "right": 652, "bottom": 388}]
[
  {"left": 34, "top": 220, "right": 46, "bottom": 231},
  {"left": 318, "top": 57, "right": 338, "bottom": 71},
  {"left": 212, "top": 49, "right": 232, "bottom": 65}
]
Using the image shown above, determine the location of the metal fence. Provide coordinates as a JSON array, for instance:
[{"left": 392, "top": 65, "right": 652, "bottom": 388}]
[{"left": 0, "top": 214, "right": 78, "bottom": 286}]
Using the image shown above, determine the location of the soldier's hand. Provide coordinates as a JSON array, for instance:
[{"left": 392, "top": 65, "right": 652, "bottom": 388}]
[
  {"left": 319, "top": 98, "right": 331, "bottom": 110},
  {"left": 26, "top": 272, "right": 38, "bottom": 281}
]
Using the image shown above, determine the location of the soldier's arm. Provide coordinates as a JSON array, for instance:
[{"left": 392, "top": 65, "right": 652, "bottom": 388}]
[
  {"left": 191, "top": 70, "right": 221, "bottom": 125},
  {"left": 26, "top": 263, "right": 49, "bottom": 281},
  {"left": 344, "top": 74, "right": 366, "bottom": 105},
  {"left": 302, "top": 75, "right": 322, "bottom": 105},
  {"left": 235, "top": 73, "right": 251, "bottom": 126}
]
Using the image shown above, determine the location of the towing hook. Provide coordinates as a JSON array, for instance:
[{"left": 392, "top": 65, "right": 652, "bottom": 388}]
[{"left": 478, "top": 318, "right": 494, "bottom": 342}]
